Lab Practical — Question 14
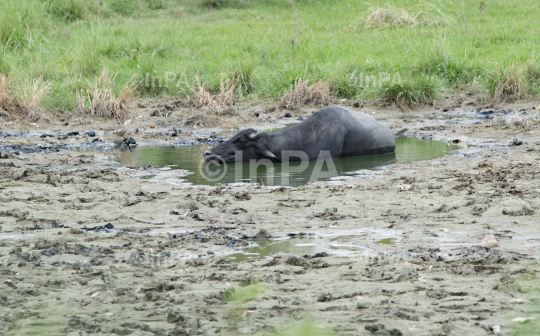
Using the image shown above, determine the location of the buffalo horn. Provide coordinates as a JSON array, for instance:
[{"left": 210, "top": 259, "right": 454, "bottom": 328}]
[
  {"left": 262, "top": 150, "right": 280, "bottom": 161},
  {"left": 249, "top": 128, "right": 263, "bottom": 140}
]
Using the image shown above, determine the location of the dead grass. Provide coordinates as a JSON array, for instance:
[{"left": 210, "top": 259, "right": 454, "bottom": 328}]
[
  {"left": 15, "top": 77, "right": 51, "bottom": 121},
  {"left": 278, "top": 79, "right": 330, "bottom": 110},
  {"left": 355, "top": 3, "right": 450, "bottom": 29},
  {"left": 77, "top": 67, "right": 133, "bottom": 120},
  {"left": 183, "top": 72, "right": 237, "bottom": 115},
  {"left": 0, "top": 73, "right": 13, "bottom": 116}
]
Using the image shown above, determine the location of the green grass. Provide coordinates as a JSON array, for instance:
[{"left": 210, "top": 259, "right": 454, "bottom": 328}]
[{"left": 2, "top": 0, "right": 540, "bottom": 113}]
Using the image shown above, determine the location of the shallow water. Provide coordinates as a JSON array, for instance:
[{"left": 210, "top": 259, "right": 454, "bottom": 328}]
[
  {"left": 115, "top": 138, "right": 460, "bottom": 187},
  {"left": 225, "top": 236, "right": 368, "bottom": 262}
]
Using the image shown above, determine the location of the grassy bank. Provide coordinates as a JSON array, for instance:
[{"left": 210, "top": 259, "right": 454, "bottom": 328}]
[{"left": 1, "top": 0, "right": 540, "bottom": 115}]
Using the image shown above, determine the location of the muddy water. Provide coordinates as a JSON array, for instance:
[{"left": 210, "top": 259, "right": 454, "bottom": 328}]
[
  {"left": 226, "top": 235, "right": 368, "bottom": 262},
  {"left": 115, "top": 138, "right": 460, "bottom": 186}
]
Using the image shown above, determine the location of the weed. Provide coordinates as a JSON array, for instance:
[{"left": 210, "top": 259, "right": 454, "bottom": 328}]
[
  {"left": 377, "top": 75, "right": 439, "bottom": 108},
  {"left": 232, "top": 63, "right": 257, "bottom": 96},
  {"left": 278, "top": 78, "right": 330, "bottom": 109},
  {"left": 77, "top": 67, "right": 133, "bottom": 120},
  {"left": 15, "top": 77, "right": 51, "bottom": 121},
  {"left": 225, "top": 283, "right": 266, "bottom": 303},
  {"left": 356, "top": 3, "right": 451, "bottom": 30},
  {"left": 418, "top": 39, "right": 474, "bottom": 88},
  {"left": 45, "top": 0, "right": 87, "bottom": 23},
  {"left": 0, "top": 74, "right": 13, "bottom": 113},
  {"left": 525, "top": 62, "right": 540, "bottom": 96},
  {"left": 487, "top": 65, "right": 525, "bottom": 103},
  {"left": 184, "top": 72, "right": 237, "bottom": 115}
]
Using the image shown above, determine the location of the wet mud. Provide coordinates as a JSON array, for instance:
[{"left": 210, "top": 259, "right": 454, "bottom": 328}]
[{"left": 1, "top": 102, "right": 540, "bottom": 335}]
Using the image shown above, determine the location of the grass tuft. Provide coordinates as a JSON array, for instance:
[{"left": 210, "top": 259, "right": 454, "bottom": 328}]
[
  {"left": 377, "top": 75, "right": 439, "bottom": 108},
  {"left": 45, "top": 0, "right": 87, "bottom": 23},
  {"left": 109, "top": 0, "right": 141, "bottom": 16},
  {"left": 525, "top": 62, "right": 540, "bottom": 97},
  {"left": 279, "top": 78, "right": 330, "bottom": 110},
  {"left": 184, "top": 72, "right": 237, "bottom": 115},
  {"left": 77, "top": 67, "right": 133, "bottom": 120},
  {"left": 487, "top": 65, "right": 525, "bottom": 103},
  {"left": 201, "top": 0, "right": 244, "bottom": 9},
  {"left": 418, "top": 39, "right": 474, "bottom": 88},
  {"left": 232, "top": 63, "right": 257, "bottom": 96},
  {"left": 0, "top": 0, "right": 48, "bottom": 49},
  {"left": 15, "top": 77, "right": 51, "bottom": 121},
  {"left": 0, "top": 74, "right": 14, "bottom": 114},
  {"left": 357, "top": 3, "right": 451, "bottom": 29},
  {"left": 331, "top": 72, "right": 360, "bottom": 99}
]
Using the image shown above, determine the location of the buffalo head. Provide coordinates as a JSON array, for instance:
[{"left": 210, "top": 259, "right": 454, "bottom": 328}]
[{"left": 204, "top": 128, "right": 278, "bottom": 163}]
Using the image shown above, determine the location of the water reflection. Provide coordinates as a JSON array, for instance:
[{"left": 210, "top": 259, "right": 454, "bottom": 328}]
[{"left": 115, "top": 138, "right": 459, "bottom": 187}]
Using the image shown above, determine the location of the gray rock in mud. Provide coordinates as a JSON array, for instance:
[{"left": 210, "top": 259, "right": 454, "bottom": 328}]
[
  {"left": 111, "top": 328, "right": 133, "bottom": 335},
  {"left": 395, "top": 311, "right": 419, "bottom": 321},
  {"left": 391, "top": 273, "right": 409, "bottom": 283},
  {"left": 4, "top": 280, "right": 17, "bottom": 289},
  {"left": 285, "top": 256, "right": 307, "bottom": 267},
  {"left": 178, "top": 201, "right": 199, "bottom": 211},
  {"left": 511, "top": 138, "right": 523, "bottom": 146},
  {"left": 317, "top": 293, "right": 333, "bottom": 302},
  {"left": 167, "top": 312, "right": 184, "bottom": 323}
]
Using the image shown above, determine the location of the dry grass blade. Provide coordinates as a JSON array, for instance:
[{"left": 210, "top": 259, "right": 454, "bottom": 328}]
[
  {"left": 78, "top": 67, "right": 133, "bottom": 120},
  {"left": 0, "top": 73, "right": 13, "bottom": 116},
  {"left": 278, "top": 78, "right": 330, "bottom": 110},
  {"left": 492, "top": 66, "right": 525, "bottom": 103},
  {"left": 184, "top": 72, "right": 237, "bottom": 115},
  {"left": 354, "top": 3, "right": 451, "bottom": 30},
  {"left": 15, "top": 77, "right": 51, "bottom": 121}
]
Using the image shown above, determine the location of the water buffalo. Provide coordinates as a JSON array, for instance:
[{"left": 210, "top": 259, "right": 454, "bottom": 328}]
[{"left": 204, "top": 106, "right": 395, "bottom": 163}]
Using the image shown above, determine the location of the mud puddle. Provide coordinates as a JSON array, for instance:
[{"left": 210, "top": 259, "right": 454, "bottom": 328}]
[
  {"left": 225, "top": 234, "right": 369, "bottom": 262},
  {"left": 115, "top": 138, "right": 461, "bottom": 187}
]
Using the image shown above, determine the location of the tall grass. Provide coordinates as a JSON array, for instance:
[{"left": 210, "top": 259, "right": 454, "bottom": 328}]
[
  {"left": 0, "top": 0, "right": 48, "bottom": 49},
  {"left": 487, "top": 65, "right": 526, "bottom": 103},
  {"left": 1, "top": 0, "right": 540, "bottom": 112},
  {"left": 44, "top": 0, "right": 88, "bottom": 22},
  {"left": 418, "top": 39, "right": 475, "bottom": 89},
  {"left": 377, "top": 74, "right": 440, "bottom": 108}
]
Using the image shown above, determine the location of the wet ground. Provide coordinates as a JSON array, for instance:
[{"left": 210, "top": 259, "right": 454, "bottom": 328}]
[{"left": 1, "top": 101, "right": 540, "bottom": 335}]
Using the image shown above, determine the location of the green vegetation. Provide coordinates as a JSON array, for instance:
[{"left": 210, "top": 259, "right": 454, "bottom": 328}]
[
  {"left": 1, "top": 0, "right": 540, "bottom": 114},
  {"left": 225, "top": 282, "right": 266, "bottom": 303}
]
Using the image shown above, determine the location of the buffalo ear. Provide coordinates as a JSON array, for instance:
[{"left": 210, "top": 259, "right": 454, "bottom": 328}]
[{"left": 262, "top": 149, "right": 280, "bottom": 161}]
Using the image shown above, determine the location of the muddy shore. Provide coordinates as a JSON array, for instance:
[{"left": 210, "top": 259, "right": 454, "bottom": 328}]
[{"left": 1, "top": 101, "right": 540, "bottom": 335}]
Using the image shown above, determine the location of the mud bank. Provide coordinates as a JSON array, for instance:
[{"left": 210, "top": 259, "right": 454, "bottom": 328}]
[{"left": 1, "top": 102, "right": 540, "bottom": 335}]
